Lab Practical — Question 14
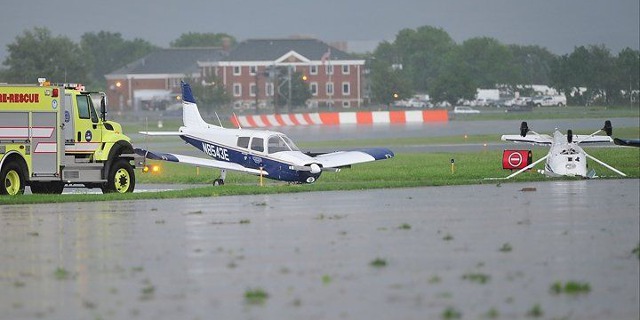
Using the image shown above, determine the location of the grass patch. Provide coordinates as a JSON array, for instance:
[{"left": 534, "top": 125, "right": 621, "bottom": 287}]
[
  {"left": 550, "top": 281, "right": 591, "bottom": 295},
  {"left": 632, "top": 243, "right": 640, "bottom": 259},
  {"left": 461, "top": 273, "right": 490, "bottom": 284},
  {"left": 398, "top": 223, "right": 412, "bottom": 230},
  {"left": 369, "top": 258, "right": 388, "bottom": 268},
  {"left": 2, "top": 132, "right": 638, "bottom": 205},
  {"left": 441, "top": 306, "right": 462, "bottom": 319},
  {"left": 499, "top": 243, "right": 513, "bottom": 252},
  {"left": 54, "top": 267, "right": 70, "bottom": 280},
  {"left": 244, "top": 288, "right": 269, "bottom": 305},
  {"left": 526, "top": 304, "right": 543, "bottom": 318}
]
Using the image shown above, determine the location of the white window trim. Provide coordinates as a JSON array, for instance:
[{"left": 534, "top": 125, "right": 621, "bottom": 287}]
[
  {"left": 326, "top": 82, "right": 334, "bottom": 96},
  {"left": 342, "top": 82, "right": 350, "bottom": 96},
  {"left": 325, "top": 64, "right": 333, "bottom": 75},
  {"left": 310, "top": 82, "right": 318, "bottom": 96},
  {"left": 249, "top": 83, "right": 257, "bottom": 97},
  {"left": 249, "top": 66, "right": 257, "bottom": 75},
  {"left": 342, "top": 65, "right": 350, "bottom": 75},
  {"left": 310, "top": 65, "right": 318, "bottom": 75},
  {"left": 233, "top": 83, "right": 242, "bottom": 97},
  {"left": 265, "top": 83, "right": 274, "bottom": 97},
  {"left": 233, "top": 66, "right": 241, "bottom": 76}
]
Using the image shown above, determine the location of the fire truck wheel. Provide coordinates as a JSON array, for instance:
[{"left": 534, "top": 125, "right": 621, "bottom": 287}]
[
  {"left": 30, "top": 182, "right": 65, "bottom": 194},
  {"left": 102, "top": 159, "right": 135, "bottom": 194},
  {"left": 1, "top": 162, "right": 26, "bottom": 196}
]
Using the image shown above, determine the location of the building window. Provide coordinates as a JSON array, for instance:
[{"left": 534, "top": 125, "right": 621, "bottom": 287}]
[
  {"left": 233, "top": 83, "right": 242, "bottom": 97},
  {"left": 342, "top": 65, "right": 350, "bottom": 75},
  {"left": 326, "top": 82, "right": 334, "bottom": 96},
  {"left": 342, "top": 82, "right": 350, "bottom": 96},
  {"left": 249, "top": 83, "right": 257, "bottom": 97},
  {"left": 265, "top": 83, "right": 274, "bottom": 96},
  {"left": 310, "top": 65, "right": 318, "bottom": 75},
  {"left": 342, "top": 101, "right": 351, "bottom": 108},
  {"left": 233, "top": 66, "right": 241, "bottom": 76},
  {"left": 310, "top": 82, "right": 318, "bottom": 96},
  {"left": 250, "top": 66, "right": 257, "bottom": 75},
  {"left": 325, "top": 64, "right": 333, "bottom": 75}
]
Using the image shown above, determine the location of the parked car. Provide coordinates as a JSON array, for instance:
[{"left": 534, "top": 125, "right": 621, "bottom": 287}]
[
  {"left": 453, "top": 106, "right": 480, "bottom": 114},
  {"left": 532, "top": 95, "right": 567, "bottom": 107}
]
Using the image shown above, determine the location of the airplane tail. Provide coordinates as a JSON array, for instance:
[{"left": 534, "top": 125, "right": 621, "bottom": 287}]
[{"left": 181, "top": 81, "right": 209, "bottom": 128}]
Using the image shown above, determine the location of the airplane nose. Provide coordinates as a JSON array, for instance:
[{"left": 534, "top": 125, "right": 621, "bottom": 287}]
[{"left": 309, "top": 163, "right": 321, "bottom": 174}]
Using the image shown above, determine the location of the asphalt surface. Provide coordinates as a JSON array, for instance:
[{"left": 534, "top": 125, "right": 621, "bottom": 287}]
[{"left": 1, "top": 179, "right": 638, "bottom": 320}]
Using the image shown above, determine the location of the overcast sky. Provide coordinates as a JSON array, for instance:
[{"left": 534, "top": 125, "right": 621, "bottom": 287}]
[{"left": 1, "top": 0, "right": 638, "bottom": 61}]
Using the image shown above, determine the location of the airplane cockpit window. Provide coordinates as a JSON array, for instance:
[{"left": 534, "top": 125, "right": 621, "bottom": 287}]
[
  {"left": 237, "top": 137, "right": 250, "bottom": 149},
  {"left": 268, "top": 135, "right": 300, "bottom": 153},
  {"left": 250, "top": 138, "right": 264, "bottom": 152}
]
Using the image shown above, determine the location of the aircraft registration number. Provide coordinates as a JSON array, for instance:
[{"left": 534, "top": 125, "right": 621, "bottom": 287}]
[{"left": 202, "top": 142, "right": 230, "bottom": 161}]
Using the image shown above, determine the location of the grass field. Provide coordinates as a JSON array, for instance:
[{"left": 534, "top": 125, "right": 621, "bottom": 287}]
[{"left": 1, "top": 145, "right": 637, "bottom": 205}]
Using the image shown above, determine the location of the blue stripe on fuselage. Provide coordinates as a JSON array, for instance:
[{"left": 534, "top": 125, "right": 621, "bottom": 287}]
[{"left": 180, "top": 135, "right": 321, "bottom": 183}]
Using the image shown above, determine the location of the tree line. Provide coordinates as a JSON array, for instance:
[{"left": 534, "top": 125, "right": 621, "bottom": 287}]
[
  {"left": 371, "top": 26, "right": 639, "bottom": 107},
  {"left": 1, "top": 26, "right": 638, "bottom": 108}
]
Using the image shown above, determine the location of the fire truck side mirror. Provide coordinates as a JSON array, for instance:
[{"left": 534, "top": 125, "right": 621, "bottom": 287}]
[{"left": 100, "top": 96, "right": 107, "bottom": 121}]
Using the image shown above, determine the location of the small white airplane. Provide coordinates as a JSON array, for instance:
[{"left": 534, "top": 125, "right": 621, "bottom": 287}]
[
  {"left": 497, "top": 120, "right": 627, "bottom": 179},
  {"left": 134, "top": 81, "right": 394, "bottom": 185}
]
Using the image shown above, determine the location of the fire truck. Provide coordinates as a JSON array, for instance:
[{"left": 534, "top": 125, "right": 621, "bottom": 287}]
[{"left": 0, "top": 79, "right": 143, "bottom": 195}]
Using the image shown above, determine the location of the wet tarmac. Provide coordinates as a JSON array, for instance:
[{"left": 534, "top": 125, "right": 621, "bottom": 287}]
[{"left": 1, "top": 179, "right": 638, "bottom": 320}]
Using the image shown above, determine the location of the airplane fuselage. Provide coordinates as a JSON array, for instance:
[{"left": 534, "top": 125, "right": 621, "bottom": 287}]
[
  {"left": 544, "top": 130, "right": 589, "bottom": 177},
  {"left": 179, "top": 126, "right": 322, "bottom": 183}
]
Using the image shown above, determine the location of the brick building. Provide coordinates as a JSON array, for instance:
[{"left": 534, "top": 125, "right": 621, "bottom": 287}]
[
  {"left": 199, "top": 38, "right": 366, "bottom": 109},
  {"left": 104, "top": 47, "right": 225, "bottom": 112}
]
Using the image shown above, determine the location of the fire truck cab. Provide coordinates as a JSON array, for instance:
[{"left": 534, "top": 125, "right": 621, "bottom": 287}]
[{"left": 0, "top": 78, "right": 142, "bottom": 195}]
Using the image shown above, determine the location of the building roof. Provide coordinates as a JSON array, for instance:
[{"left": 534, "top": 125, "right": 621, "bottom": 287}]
[
  {"left": 223, "top": 38, "right": 355, "bottom": 62},
  {"left": 106, "top": 47, "right": 226, "bottom": 77}
]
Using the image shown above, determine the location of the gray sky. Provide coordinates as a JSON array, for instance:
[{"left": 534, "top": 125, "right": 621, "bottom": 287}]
[{"left": 1, "top": 0, "right": 638, "bottom": 61}]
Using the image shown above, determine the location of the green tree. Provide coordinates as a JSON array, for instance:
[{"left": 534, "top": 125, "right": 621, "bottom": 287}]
[
  {"left": 614, "top": 48, "right": 640, "bottom": 106},
  {"left": 393, "top": 26, "right": 456, "bottom": 93},
  {"left": 509, "top": 45, "right": 556, "bottom": 85},
  {"left": 457, "top": 37, "right": 516, "bottom": 88},
  {"left": 81, "top": 31, "right": 157, "bottom": 88},
  {"left": 430, "top": 48, "right": 476, "bottom": 104},
  {"left": 1, "top": 27, "right": 88, "bottom": 83},
  {"left": 170, "top": 32, "right": 236, "bottom": 48},
  {"left": 369, "top": 41, "right": 412, "bottom": 105},
  {"left": 186, "top": 75, "right": 232, "bottom": 114}
]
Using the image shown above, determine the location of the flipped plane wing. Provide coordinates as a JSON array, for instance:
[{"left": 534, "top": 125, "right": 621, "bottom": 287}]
[
  {"left": 501, "top": 134, "right": 552, "bottom": 145},
  {"left": 134, "top": 148, "right": 268, "bottom": 176},
  {"left": 613, "top": 138, "right": 640, "bottom": 147},
  {"left": 313, "top": 148, "right": 394, "bottom": 168},
  {"left": 574, "top": 135, "right": 613, "bottom": 144}
]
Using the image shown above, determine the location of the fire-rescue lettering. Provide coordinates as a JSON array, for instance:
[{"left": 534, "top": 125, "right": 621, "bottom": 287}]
[
  {"left": 0, "top": 93, "right": 40, "bottom": 103},
  {"left": 202, "top": 142, "right": 229, "bottom": 161}
]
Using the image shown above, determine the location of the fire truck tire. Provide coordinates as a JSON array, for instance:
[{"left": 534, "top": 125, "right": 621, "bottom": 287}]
[
  {"left": 102, "top": 159, "right": 135, "bottom": 194},
  {"left": 1, "top": 162, "right": 26, "bottom": 195},
  {"left": 30, "top": 181, "right": 65, "bottom": 194}
]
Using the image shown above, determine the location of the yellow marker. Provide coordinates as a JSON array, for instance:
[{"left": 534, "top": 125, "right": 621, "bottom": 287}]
[
  {"left": 450, "top": 158, "right": 455, "bottom": 174},
  {"left": 259, "top": 167, "right": 264, "bottom": 186}
]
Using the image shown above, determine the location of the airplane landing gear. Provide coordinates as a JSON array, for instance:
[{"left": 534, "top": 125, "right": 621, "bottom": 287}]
[{"left": 213, "top": 169, "right": 226, "bottom": 186}]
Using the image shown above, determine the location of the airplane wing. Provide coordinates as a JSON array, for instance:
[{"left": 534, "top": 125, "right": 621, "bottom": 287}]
[
  {"left": 139, "top": 131, "right": 183, "bottom": 136},
  {"left": 614, "top": 138, "right": 640, "bottom": 147},
  {"left": 312, "top": 148, "right": 394, "bottom": 169},
  {"left": 134, "top": 148, "right": 267, "bottom": 176},
  {"left": 501, "top": 134, "right": 552, "bottom": 145},
  {"left": 574, "top": 135, "right": 613, "bottom": 144}
]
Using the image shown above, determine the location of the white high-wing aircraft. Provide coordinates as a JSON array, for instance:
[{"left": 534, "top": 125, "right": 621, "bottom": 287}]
[
  {"left": 134, "top": 81, "right": 394, "bottom": 184},
  {"left": 498, "top": 120, "right": 626, "bottom": 179}
]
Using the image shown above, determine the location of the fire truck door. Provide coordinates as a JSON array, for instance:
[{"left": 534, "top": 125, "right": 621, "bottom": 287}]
[
  {"left": 63, "top": 93, "right": 74, "bottom": 142},
  {"left": 31, "top": 112, "right": 58, "bottom": 176}
]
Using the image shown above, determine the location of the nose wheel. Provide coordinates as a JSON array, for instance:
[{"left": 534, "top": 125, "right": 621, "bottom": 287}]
[{"left": 213, "top": 169, "right": 226, "bottom": 186}]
